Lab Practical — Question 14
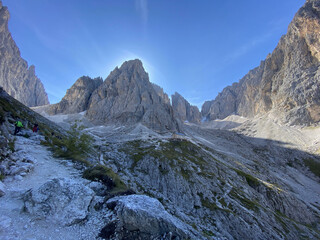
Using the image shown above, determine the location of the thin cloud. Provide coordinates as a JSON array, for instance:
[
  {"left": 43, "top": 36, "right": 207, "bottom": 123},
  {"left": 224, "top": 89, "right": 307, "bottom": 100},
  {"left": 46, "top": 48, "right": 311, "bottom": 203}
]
[{"left": 135, "top": 0, "right": 148, "bottom": 27}]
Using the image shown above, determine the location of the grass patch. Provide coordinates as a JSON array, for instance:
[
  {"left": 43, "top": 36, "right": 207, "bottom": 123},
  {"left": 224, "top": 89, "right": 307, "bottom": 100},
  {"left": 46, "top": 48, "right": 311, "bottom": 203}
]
[
  {"left": 44, "top": 123, "right": 93, "bottom": 166},
  {"left": 234, "top": 169, "right": 260, "bottom": 189},
  {"left": 229, "top": 189, "right": 260, "bottom": 212},
  {"left": 8, "top": 138, "right": 15, "bottom": 152},
  {"left": 0, "top": 174, "right": 4, "bottom": 181},
  {"left": 303, "top": 158, "right": 320, "bottom": 177},
  {"left": 83, "top": 165, "right": 128, "bottom": 193}
]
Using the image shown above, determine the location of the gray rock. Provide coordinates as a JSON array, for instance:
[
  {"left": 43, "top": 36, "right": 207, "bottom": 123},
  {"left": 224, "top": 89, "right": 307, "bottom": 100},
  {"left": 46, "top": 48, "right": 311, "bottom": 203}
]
[
  {"left": 0, "top": 181, "right": 5, "bottom": 197},
  {"left": 172, "top": 92, "right": 201, "bottom": 123},
  {"left": 202, "top": 0, "right": 320, "bottom": 126},
  {"left": 152, "top": 83, "right": 170, "bottom": 105},
  {"left": 23, "top": 178, "right": 95, "bottom": 226},
  {"left": 88, "top": 181, "right": 107, "bottom": 196},
  {"left": 104, "top": 195, "right": 195, "bottom": 239},
  {"left": 86, "top": 59, "right": 180, "bottom": 132},
  {"left": 0, "top": 3, "right": 49, "bottom": 107},
  {"left": 47, "top": 76, "right": 103, "bottom": 115}
]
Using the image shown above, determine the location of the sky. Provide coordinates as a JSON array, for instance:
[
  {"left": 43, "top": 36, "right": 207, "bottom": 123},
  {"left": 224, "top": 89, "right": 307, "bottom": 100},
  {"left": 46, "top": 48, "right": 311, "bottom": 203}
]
[{"left": 3, "top": 0, "right": 304, "bottom": 108}]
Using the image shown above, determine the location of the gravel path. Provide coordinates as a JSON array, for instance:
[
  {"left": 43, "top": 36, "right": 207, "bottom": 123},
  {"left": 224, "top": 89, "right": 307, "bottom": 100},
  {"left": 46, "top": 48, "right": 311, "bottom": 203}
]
[{"left": 0, "top": 136, "right": 104, "bottom": 240}]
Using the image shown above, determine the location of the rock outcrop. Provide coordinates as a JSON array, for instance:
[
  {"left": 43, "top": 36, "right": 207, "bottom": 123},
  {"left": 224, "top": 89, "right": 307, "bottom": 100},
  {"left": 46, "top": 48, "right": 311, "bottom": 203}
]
[
  {"left": 202, "top": 0, "right": 320, "bottom": 126},
  {"left": 86, "top": 59, "right": 179, "bottom": 132},
  {"left": 23, "top": 178, "right": 95, "bottom": 226},
  {"left": 0, "top": 1, "right": 49, "bottom": 107},
  {"left": 102, "top": 195, "right": 196, "bottom": 239},
  {"left": 152, "top": 83, "right": 170, "bottom": 105},
  {"left": 172, "top": 92, "right": 201, "bottom": 123},
  {"left": 47, "top": 76, "right": 102, "bottom": 115}
]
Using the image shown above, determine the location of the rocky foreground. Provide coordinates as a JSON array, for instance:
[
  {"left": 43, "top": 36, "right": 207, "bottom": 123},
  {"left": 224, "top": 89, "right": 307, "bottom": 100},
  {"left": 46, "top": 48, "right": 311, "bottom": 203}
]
[{"left": 0, "top": 133, "right": 197, "bottom": 240}]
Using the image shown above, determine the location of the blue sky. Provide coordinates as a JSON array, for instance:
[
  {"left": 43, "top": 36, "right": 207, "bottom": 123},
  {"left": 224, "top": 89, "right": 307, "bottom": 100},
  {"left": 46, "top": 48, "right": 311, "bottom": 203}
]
[{"left": 3, "top": 0, "right": 304, "bottom": 108}]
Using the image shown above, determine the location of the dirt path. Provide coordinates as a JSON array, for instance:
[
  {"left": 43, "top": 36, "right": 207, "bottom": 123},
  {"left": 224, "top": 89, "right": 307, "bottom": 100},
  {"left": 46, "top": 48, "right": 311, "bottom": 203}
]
[{"left": 0, "top": 136, "right": 101, "bottom": 240}]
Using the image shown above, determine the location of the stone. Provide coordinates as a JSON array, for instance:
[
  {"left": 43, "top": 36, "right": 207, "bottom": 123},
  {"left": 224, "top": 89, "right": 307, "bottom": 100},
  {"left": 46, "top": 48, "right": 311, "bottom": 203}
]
[
  {"left": 104, "top": 194, "right": 195, "bottom": 239},
  {"left": 0, "top": 181, "right": 5, "bottom": 197},
  {"left": 172, "top": 92, "right": 201, "bottom": 123},
  {"left": 202, "top": 0, "right": 320, "bottom": 126},
  {"left": 23, "top": 178, "right": 95, "bottom": 226},
  {"left": 47, "top": 76, "right": 103, "bottom": 115},
  {"left": 0, "top": 3, "right": 49, "bottom": 107}
]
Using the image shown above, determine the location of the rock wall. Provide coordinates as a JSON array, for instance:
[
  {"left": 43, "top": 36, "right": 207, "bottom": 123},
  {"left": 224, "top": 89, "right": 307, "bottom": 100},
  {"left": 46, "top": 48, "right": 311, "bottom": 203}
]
[
  {"left": 172, "top": 92, "right": 201, "bottom": 123},
  {"left": 86, "top": 59, "right": 179, "bottom": 132},
  {"left": 47, "top": 76, "right": 102, "bottom": 115},
  {"left": 0, "top": 1, "right": 49, "bottom": 107},
  {"left": 202, "top": 0, "right": 320, "bottom": 125}
]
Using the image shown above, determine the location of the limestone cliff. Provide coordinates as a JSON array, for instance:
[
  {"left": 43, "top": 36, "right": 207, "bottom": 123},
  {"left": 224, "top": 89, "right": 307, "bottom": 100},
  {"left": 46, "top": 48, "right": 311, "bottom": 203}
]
[
  {"left": 172, "top": 92, "right": 201, "bottom": 123},
  {"left": 202, "top": 0, "right": 320, "bottom": 125},
  {"left": 86, "top": 59, "right": 179, "bottom": 132},
  {"left": 47, "top": 76, "right": 102, "bottom": 115},
  {"left": 0, "top": 1, "right": 49, "bottom": 107}
]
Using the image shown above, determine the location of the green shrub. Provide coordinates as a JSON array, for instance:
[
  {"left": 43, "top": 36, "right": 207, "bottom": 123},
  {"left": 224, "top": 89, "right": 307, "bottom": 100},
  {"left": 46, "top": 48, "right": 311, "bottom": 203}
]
[
  {"left": 46, "top": 123, "right": 94, "bottom": 165},
  {"left": 8, "top": 138, "right": 15, "bottom": 152},
  {"left": 303, "top": 158, "right": 320, "bottom": 177},
  {"left": 83, "top": 165, "right": 128, "bottom": 193}
]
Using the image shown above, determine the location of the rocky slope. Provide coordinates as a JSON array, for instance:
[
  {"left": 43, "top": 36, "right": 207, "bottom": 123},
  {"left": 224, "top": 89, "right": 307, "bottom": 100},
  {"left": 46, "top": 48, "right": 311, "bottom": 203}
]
[
  {"left": 0, "top": 1, "right": 49, "bottom": 107},
  {"left": 172, "top": 92, "right": 201, "bottom": 123},
  {"left": 202, "top": 0, "right": 320, "bottom": 126},
  {"left": 47, "top": 76, "right": 103, "bottom": 115}
]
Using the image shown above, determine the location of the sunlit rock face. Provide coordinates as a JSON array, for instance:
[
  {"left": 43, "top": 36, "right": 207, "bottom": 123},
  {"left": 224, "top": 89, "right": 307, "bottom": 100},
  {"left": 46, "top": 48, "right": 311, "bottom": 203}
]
[
  {"left": 47, "top": 76, "right": 103, "bottom": 115},
  {"left": 0, "top": 2, "right": 49, "bottom": 107},
  {"left": 86, "top": 59, "right": 179, "bottom": 132},
  {"left": 203, "top": 0, "right": 320, "bottom": 125},
  {"left": 172, "top": 92, "right": 201, "bottom": 123}
]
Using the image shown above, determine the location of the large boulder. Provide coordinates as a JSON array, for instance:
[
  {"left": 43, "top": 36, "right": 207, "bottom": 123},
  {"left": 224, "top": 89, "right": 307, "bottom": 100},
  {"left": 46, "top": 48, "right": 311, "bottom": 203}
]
[
  {"left": 23, "top": 178, "right": 95, "bottom": 226},
  {"left": 102, "top": 194, "right": 197, "bottom": 240}
]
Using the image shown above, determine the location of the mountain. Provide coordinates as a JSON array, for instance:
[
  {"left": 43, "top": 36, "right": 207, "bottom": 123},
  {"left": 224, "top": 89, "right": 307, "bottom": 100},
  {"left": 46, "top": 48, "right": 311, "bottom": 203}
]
[
  {"left": 151, "top": 83, "right": 170, "bottom": 105},
  {"left": 202, "top": 0, "right": 320, "bottom": 126},
  {"left": 86, "top": 59, "right": 179, "bottom": 132},
  {"left": 172, "top": 92, "right": 201, "bottom": 123},
  {"left": 0, "top": 1, "right": 49, "bottom": 107},
  {"left": 47, "top": 76, "right": 103, "bottom": 115}
]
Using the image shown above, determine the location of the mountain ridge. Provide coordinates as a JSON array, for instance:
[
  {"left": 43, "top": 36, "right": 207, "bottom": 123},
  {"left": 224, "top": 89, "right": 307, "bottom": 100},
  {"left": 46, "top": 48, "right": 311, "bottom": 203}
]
[
  {"left": 0, "top": 1, "right": 49, "bottom": 107},
  {"left": 202, "top": 0, "right": 320, "bottom": 126}
]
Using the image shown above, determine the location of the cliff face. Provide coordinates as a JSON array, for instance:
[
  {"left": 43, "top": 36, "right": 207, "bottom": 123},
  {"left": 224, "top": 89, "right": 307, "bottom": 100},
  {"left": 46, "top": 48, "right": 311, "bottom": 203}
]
[
  {"left": 202, "top": 0, "right": 320, "bottom": 125},
  {"left": 86, "top": 59, "right": 179, "bottom": 132},
  {"left": 171, "top": 92, "right": 201, "bottom": 123},
  {"left": 47, "top": 76, "right": 103, "bottom": 115},
  {"left": 0, "top": 1, "right": 49, "bottom": 107}
]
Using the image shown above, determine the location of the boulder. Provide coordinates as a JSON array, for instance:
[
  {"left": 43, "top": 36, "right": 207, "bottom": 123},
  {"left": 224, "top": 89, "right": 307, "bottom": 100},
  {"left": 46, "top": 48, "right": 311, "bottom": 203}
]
[
  {"left": 103, "top": 194, "right": 195, "bottom": 239},
  {"left": 23, "top": 178, "right": 95, "bottom": 226}
]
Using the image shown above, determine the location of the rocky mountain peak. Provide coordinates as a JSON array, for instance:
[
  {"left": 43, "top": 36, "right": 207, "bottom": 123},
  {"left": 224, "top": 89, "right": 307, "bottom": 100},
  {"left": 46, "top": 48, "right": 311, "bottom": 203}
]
[
  {"left": 46, "top": 76, "right": 103, "bottom": 115},
  {"left": 0, "top": 1, "right": 49, "bottom": 107},
  {"left": 202, "top": 0, "right": 320, "bottom": 125},
  {"left": 172, "top": 92, "right": 201, "bottom": 123},
  {"left": 86, "top": 59, "right": 179, "bottom": 132}
]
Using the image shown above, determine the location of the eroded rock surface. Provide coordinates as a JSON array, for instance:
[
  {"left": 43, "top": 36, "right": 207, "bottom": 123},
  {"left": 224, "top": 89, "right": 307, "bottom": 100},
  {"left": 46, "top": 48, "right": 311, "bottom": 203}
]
[
  {"left": 103, "top": 195, "right": 197, "bottom": 240},
  {"left": 23, "top": 178, "right": 95, "bottom": 226},
  {"left": 47, "top": 76, "right": 103, "bottom": 115},
  {"left": 0, "top": 2, "right": 49, "bottom": 107},
  {"left": 172, "top": 92, "right": 201, "bottom": 123},
  {"left": 203, "top": 0, "right": 320, "bottom": 126},
  {"left": 86, "top": 59, "right": 179, "bottom": 132}
]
